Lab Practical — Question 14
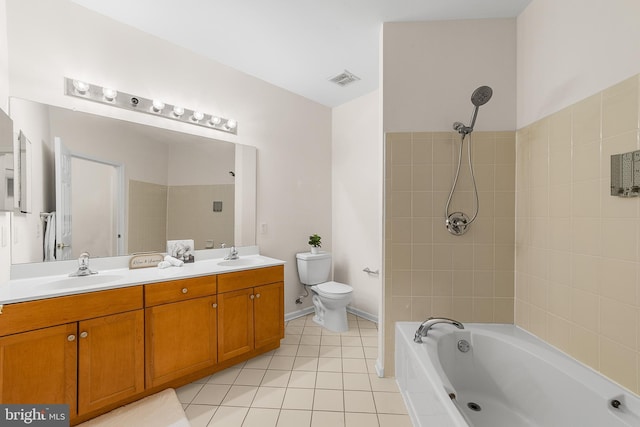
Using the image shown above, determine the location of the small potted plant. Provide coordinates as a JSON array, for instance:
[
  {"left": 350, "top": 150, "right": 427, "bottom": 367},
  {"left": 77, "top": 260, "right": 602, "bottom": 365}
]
[{"left": 308, "top": 234, "right": 322, "bottom": 254}]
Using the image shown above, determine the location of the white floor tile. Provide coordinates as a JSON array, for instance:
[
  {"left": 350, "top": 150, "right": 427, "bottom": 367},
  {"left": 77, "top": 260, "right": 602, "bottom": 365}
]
[
  {"left": 341, "top": 336, "right": 363, "bottom": 347},
  {"left": 275, "top": 344, "right": 299, "bottom": 356},
  {"left": 184, "top": 404, "right": 217, "bottom": 427},
  {"left": 343, "top": 373, "right": 371, "bottom": 391},
  {"left": 372, "top": 392, "right": 408, "bottom": 414},
  {"left": 363, "top": 346, "right": 378, "bottom": 359},
  {"left": 377, "top": 413, "right": 413, "bottom": 427},
  {"left": 281, "top": 334, "right": 302, "bottom": 345},
  {"left": 234, "top": 369, "right": 266, "bottom": 386},
  {"left": 369, "top": 374, "right": 400, "bottom": 392},
  {"left": 192, "top": 384, "right": 231, "bottom": 405},
  {"left": 288, "top": 371, "right": 317, "bottom": 388},
  {"left": 341, "top": 346, "right": 365, "bottom": 359},
  {"left": 313, "top": 389, "right": 344, "bottom": 411},
  {"left": 261, "top": 370, "right": 291, "bottom": 387},
  {"left": 303, "top": 326, "right": 322, "bottom": 336},
  {"left": 297, "top": 345, "right": 320, "bottom": 357},
  {"left": 319, "top": 346, "right": 342, "bottom": 358},
  {"left": 276, "top": 409, "right": 312, "bottom": 427},
  {"left": 320, "top": 335, "right": 341, "bottom": 346},
  {"left": 286, "top": 326, "right": 304, "bottom": 335},
  {"left": 361, "top": 337, "right": 377, "bottom": 347},
  {"left": 242, "top": 407, "right": 279, "bottom": 427},
  {"left": 293, "top": 356, "right": 318, "bottom": 371},
  {"left": 282, "top": 388, "right": 314, "bottom": 410},
  {"left": 300, "top": 335, "right": 322, "bottom": 345},
  {"left": 176, "top": 382, "right": 205, "bottom": 404},
  {"left": 244, "top": 354, "right": 273, "bottom": 369},
  {"left": 342, "top": 358, "right": 368, "bottom": 373},
  {"left": 251, "top": 387, "right": 286, "bottom": 408},
  {"left": 208, "top": 368, "right": 241, "bottom": 385},
  {"left": 220, "top": 385, "right": 258, "bottom": 407},
  {"left": 269, "top": 356, "right": 296, "bottom": 370},
  {"left": 315, "top": 371, "right": 343, "bottom": 389},
  {"left": 345, "top": 412, "right": 380, "bottom": 427},
  {"left": 344, "top": 390, "right": 376, "bottom": 413},
  {"left": 311, "top": 410, "right": 345, "bottom": 427},
  {"left": 206, "top": 405, "right": 247, "bottom": 427},
  {"left": 359, "top": 328, "right": 378, "bottom": 336},
  {"left": 317, "top": 357, "right": 342, "bottom": 372}
]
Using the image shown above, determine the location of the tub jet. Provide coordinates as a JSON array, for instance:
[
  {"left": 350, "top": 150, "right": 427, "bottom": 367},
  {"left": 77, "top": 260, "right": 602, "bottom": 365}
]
[{"left": 467, "top": 402, "right": 482, "bottom": 412}]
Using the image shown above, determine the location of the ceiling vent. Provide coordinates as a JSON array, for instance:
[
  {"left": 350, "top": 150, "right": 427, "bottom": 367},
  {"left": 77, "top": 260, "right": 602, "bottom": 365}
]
[{"left": 329, "top": 70, "right": 360, "bottom": 87}]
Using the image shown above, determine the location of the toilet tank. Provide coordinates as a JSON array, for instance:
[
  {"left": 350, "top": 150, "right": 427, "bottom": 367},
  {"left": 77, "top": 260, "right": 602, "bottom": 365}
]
[{"left": 296, "top": 252, "right": 331, "bottom": 285}]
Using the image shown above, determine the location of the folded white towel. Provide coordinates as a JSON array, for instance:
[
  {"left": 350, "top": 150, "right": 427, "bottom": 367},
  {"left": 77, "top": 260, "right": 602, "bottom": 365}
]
[
  {"left": 164, "top": 255, "right": 184, "bottom": 267},
  {"left": 157, "top": 261, "right": 172, "bottom": 269}
]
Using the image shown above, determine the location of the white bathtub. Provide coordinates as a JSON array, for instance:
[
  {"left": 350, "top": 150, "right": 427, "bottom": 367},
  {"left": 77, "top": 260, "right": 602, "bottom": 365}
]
[{"left": 395, "top": 322, "right": 640, "bottom": 427}]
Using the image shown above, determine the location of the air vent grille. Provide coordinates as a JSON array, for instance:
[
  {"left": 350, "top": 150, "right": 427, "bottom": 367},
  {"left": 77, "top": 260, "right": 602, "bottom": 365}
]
[{"left": 329, "top": 70, "right": 360, "bottom": 87}]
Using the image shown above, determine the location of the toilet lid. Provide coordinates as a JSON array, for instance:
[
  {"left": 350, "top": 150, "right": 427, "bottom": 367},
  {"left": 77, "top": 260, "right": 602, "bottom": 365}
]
[{"left": 315, "top": 281, "right": 352, "bottom": 294}]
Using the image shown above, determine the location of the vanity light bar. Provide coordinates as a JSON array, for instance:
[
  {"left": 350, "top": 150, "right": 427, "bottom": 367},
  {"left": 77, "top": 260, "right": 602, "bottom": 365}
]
[{"left": 64, "top": 78, "right": 238, "bottom": 135}]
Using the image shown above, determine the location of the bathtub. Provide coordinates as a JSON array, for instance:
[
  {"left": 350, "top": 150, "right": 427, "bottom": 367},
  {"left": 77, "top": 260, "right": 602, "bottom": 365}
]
[{"left": 395, "top": 322, "right": 640, "bottom": 427}]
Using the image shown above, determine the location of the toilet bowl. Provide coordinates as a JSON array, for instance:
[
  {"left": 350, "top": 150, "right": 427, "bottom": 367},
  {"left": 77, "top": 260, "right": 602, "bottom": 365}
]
[{"left": 296, "top": 252, "right": 353, "bottom": 333}]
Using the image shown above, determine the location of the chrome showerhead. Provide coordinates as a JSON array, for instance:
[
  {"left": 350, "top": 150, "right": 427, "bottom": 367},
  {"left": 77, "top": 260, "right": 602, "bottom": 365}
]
[
  {"left": 453, "top": 85, "right": 493, "bottom": 135},
  {"left": 471, "top": 86, "right": 493, "bottom": 107}
]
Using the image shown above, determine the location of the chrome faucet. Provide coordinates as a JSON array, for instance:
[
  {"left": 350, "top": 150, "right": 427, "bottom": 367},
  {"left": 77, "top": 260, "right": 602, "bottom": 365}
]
[
  {"left": 224, "top": 246, "right": 239, "bottom": 260},
  {"left": 414, "top": 317, "right": 464, "bottom": 343},
  {"left": 69, "top": 252, "right": 97, "bottom": 277}
]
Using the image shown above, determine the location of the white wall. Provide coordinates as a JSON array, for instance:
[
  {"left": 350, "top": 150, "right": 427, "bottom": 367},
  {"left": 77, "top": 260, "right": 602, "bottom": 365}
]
[
  {"left": 3, "top": 0, "right": 332, "bottom": 315},
  {"left": 383, "top": 19, "right": 517, "bottom": 132},
  {"left": 332, "top": 90, "right": 382, "bottom": 318},
  {"left": 517, "top": 0, "right": 640, "bottom": 128},
  {"left": 0, "top": 0, "right": 10, "bottom": 283}
]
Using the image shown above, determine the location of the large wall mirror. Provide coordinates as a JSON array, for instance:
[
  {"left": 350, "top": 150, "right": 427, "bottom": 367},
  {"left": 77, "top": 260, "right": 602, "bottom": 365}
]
[{"left": 9, "top": 97, "right": 256, "bottom": 265}]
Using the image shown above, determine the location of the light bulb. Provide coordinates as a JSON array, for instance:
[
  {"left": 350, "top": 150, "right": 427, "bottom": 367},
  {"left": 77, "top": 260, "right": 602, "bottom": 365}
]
[
  {"left": 152, "top": 99, "right": 165, "bottom": 112},
  {"left": 102, "top": 87, "right": 117, "bottom": 101},
  {"left": 191, "top": 111, "right": 204, "bottom": 122},
  {"left": 73, "top": 80, "right": 90, "bottom": 94},
  {"left": 173, "top": 106, "right": 185, "bottom": 117},
  {"left": 226, "top": 119, "right": 237, "bottom": 130},
  {"left": 209, "top": 116, "right": 221, "bottom": 126}
]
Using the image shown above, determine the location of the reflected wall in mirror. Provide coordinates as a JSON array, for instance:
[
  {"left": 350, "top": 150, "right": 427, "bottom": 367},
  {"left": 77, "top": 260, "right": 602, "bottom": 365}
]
[
  {"left": 0, "top": 108, "right": 15, "bottom": 211},
  {"left": 9, "top": 98, "right": 256, "bottom": 264}
]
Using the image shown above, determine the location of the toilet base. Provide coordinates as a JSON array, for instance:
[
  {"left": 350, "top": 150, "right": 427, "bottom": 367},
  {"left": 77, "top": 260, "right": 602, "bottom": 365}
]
[{"left": 311, "top": 294, "right": 349, "bottom": 333}]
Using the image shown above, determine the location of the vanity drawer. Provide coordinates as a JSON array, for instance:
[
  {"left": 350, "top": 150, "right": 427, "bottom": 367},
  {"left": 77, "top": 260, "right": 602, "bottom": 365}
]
[
  {"left": 218, "top": 265, "right": 284, "bottom": 293},
  {"left": 144, "top": 275, "right": 217, "bottom": 307},
  {"left": 0, "top": 286, "right": 143, "bottom": 337}
]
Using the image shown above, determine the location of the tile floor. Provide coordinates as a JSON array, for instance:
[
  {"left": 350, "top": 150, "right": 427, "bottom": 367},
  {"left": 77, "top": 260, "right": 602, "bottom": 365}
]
[{"left": 177, "top": 313, "right": 412, "bottom": 427}]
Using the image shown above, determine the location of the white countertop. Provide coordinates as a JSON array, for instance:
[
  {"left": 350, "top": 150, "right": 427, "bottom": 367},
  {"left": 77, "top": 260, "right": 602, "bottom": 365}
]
[{"left": 1, "top": 252, "right": 285, "bottom": 305}]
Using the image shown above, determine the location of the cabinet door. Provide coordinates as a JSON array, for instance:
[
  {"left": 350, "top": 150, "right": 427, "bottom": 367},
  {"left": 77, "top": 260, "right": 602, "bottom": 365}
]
[
  {"left": 145, "top": 296, "right": 218, "bottom": 388},
  {"left": 0, "top": 323, "right": 77, "bottom": 416},
  {"left": 218, "top": 288, "right": 254, "bottom": 361},
  {"left": 254, "top": 282, "right": 284, "bottom": 348},
  {"left": 78, "top": 310, "right": 144, "bottom": 414}
]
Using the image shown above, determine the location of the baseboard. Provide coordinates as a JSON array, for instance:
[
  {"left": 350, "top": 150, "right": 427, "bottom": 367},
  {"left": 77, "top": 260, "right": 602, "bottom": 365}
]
[
  {"left": 375, "top": 358, "right": 384, "bottom": 378},
  {"left": 284, "top": 306, "right": 314, "bottom": 321},
  {"left": 346, "top": 306, "right": 378, "bottom": 324}
]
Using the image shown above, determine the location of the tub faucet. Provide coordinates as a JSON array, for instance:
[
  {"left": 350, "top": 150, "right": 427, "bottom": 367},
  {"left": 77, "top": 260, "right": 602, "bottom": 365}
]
[
  {"left": 69, "top": 252, "right": 97, "bottom": 277},
  {"left": 224, "top": 246, "right": 239, "bottom": 260},
  {"left": 414, "top": 317, "right": 464, "bottom": 343}
]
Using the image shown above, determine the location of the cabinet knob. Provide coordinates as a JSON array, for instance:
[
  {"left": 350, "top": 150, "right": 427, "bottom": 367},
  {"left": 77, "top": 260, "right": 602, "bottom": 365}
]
[
  {"left": 255, "top": 293, "right": 261, "bottom": 299},
  {"left": 80, "top": 331, "right": 88, "bottom": 339},
  {"left": 212, "top": 303, "right": 218, "bottom": 308},
  {"left": 67, "top": 334, "right": 76, "bottom": 342},
  {"left": 182, "top": 288, "right": 188, "bottom": 294},
  {"left": 250, "top": 294, "right": 255, "bottom": 300}
]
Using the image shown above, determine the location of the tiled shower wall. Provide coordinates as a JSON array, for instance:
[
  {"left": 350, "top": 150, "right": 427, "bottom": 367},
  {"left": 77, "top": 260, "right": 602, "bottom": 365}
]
[
  {"left": 384, "top": 131, "right": 516, "bottom": 374},
  {"left": 515, "top": 74, "right": 640, "bottom": 394}
]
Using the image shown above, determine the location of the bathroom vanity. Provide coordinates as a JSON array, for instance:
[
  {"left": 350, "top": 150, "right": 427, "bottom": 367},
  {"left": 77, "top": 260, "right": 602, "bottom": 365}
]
[{"left": 0, "top": 255, "right": 284, "bottom": 425}]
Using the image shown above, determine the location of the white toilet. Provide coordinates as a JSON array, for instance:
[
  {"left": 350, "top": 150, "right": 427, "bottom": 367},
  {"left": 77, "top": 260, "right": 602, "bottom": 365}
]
[{"left": 296, "top": 251, "right": 353, "bottom": 332}]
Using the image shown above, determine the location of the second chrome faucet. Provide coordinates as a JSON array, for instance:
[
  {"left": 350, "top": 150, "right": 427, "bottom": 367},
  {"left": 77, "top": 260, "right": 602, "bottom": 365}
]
[{"left": 414, "top": 317, "right": 464, "bottom": 343}]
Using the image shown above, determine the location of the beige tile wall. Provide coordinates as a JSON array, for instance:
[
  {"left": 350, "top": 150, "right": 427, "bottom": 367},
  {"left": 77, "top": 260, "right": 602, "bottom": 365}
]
[
  {"left": 384, "top": 131, "right": 516, "bottom": 375},
  {"left": 128, "top": 180, "right": 168, "bottom": 253},
  {"left": 515, "top": 74, "right": 640, "bottom": 394}
]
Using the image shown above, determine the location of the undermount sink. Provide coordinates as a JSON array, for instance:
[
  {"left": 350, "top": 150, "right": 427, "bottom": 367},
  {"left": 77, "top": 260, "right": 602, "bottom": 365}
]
[
  {"left": 217, "top": 257, "right": 265, "bottom": 267},
  {"left": 39, "top": 274, "right": 124, "bottom": 290}
]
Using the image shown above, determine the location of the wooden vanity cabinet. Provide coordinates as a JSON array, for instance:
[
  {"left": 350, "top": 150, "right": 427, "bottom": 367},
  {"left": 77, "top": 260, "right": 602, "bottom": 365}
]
[
  {"left": 0, "top": 323, "right": 78, "bottom": 413},
  {"left": 0, "top": 287, "right": 143, "bottom": 418},
  {"left": 144, "top": 275, "right": 218, "bottom": 388},
  {"left": 217, "top": 266, "right": 284, "bottom": 362}
]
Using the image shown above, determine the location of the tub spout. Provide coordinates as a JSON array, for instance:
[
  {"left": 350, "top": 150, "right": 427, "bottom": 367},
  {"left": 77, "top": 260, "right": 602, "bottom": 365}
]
[{"left": 414, "top": 317, "right": 464, "bottom": 343}]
